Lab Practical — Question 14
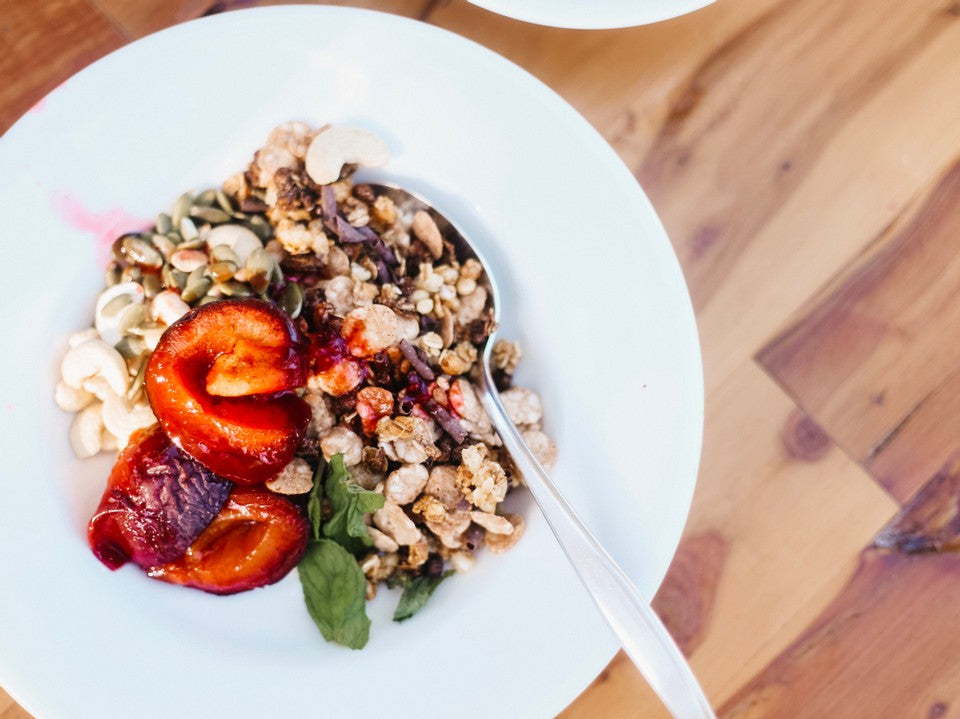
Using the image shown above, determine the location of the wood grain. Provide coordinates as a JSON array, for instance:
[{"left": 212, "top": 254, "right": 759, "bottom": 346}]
[
  {"left": 6, "top": 0, "right": 960, "bottom": 716},
  {"left": 720, "top": 458, "right": 960, "bottom": 718},
  {"left": 0, "top": 0, "right": 125, "bottom": 134}
]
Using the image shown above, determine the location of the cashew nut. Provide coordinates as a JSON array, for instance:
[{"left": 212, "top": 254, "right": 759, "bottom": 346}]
[
  {"left": 150, "top": 290, "right": 190, "bottom": 326},
  {"left": 101, "top": 394, "right": 156, "bottom": 447},
  {"left": 206, "top": 224, "right": 262, "bottom": 265},
  {"left": 61, "top": 339, "right": 129, "bottom": 396},
  {"left": 54, "top": 380, "right": 93, "bottom": 412},
  {"left": 305, "top": 126, "right": 390, "bottom": 185},
  {"left": 69, "top": 402, "right": 104, "bottom": 458},
  {"left": 68, "top": 327, "right": 99, "bottom": 348},
  {"left": 95, "top": 282, "right": 145, "bottom": 346}
]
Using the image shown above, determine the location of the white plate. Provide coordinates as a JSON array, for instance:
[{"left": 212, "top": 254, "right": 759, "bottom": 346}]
[
  {"left": 0, "top": 7, "right": 702, "bottom": 719},
  {"left": 466, "top": 0, "right": 713, "bottom": 29}
]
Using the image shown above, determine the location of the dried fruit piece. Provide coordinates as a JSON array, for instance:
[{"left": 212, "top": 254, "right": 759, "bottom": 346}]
[
  {"left": 147, "top": 487, "right": 309, "bottom": 595},
  {"left": 145, "top": 299, "right": 311, "bottom": 484},
  {"left": 88, "top": 424, "right": 233, "bottom": 570}
]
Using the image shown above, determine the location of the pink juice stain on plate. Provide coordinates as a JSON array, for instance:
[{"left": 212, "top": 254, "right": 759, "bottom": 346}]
[{"left": 50, "top": 193, "right": 151, "bottom": 266}]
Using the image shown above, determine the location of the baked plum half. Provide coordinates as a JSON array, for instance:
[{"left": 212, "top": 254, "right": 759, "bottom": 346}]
[
  {"left": 145, "top": 299, "right": 311, "bottom": 484},
  {"left": 88, "top": 424, "right": 233, "bottom": 570},
  {"left": 147, "top": 487, "right": 309, "bottom": 594}
]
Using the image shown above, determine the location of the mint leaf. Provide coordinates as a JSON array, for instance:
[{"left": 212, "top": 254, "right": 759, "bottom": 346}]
[
  {"left": 298, "top": 539, "right": 371, "bottom": 649},
  {"left": 306, "top": 458, "right": 326, "bottom": 541},
  {"left": 393, "top": 570, "right": 454, "bottom": 622},
  {"left": 323, "top": 453, "right": 385, "bottom": 554}
]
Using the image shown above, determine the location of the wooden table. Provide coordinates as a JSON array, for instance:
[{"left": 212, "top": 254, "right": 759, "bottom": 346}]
[{"left": 5, "top": 0, "right": 960, "bottom": 715}]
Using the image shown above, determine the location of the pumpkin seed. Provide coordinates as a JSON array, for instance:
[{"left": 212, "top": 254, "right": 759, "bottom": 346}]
[
  {"left": 195, "top": 188, "right": 218, "bottom": 207},
  {"left": 279, "top": 282, "right": 303, "bottom": 318},
  {"left": 166, "top": 230, "right": 183, "bottom": 245},
  {"left": 245, "top": 248, "right": 275, "bottom": 293},
  {"left": 101, "top": 293, "right": 133, "bottom": 317},
  {"left": 121, "top": 266, "right": 143, "bottom": 283},
  {"left": 126, "top": 360, "right": 147, "bottom": 402},
  {"left": 155, "top": 213, "right": 173, "bottom": 234},
  {"left": 105, "top": 263, "right": 122, "bottom": 287},
  {"left": 246, "top": 215, "right": 272, "bottom": 241},
  {"left": 162, "top": 264, "right": 188, "bottom": 291},
  {"left": 141, "top": 273, "right": 162, "bottom": 299},
  {"left": 181, "top": 267, "right": 212, "bottom": 303},
  {"left": 171, "top": 192, "right": 193, "bottom": 228},
  {"left": 151, "top": 234, "right": 177, "bottom": 259},
  {"left": 178, "top": 237, "right": 207, "bottom": 250},
  {"left": 197, "top": 295, "right": 221, "bottom": 306},
  {"left": 207, "top": 261, "right": 236, "bottom": 283},
  {"left": 118, "top": 302, "right": 147, "bottom": 334},
  {"left": 210, "top": 244, "right": 240, "bottom": 265},
  {"left": 216, "top": 190, "right": 233, "bottom": 214},
  {"left": 120, "top": 235, "right": 163, "bottom": 270},
  {"left": 170, "top": 248, "right": 208, "bottom": 273},
  {"left": 179, "top": 216, "right": 199, "bottom": 242},
  {"left": 115, "top": 335, "right": 147, "bottom": 360},
  {"left": 218, "top": 280, "right": 254, "bottom": 297},
  {"left": 190, "top": 206, "right": 231, "bottom": 224}
]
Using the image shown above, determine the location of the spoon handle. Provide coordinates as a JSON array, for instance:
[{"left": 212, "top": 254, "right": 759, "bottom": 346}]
[{"left": 479, "top": 364, "right": 716, "bottom": 719}]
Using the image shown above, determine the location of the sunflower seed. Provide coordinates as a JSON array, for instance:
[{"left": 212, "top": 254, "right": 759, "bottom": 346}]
[
  {"left": 105, "top": 263, "right": 122, "bottom": 287},
  {"left": 190, "top": 206, "right": 231, "bottom": 224},
  {"left": 207, "top": 261, "right": 236, "bottom": 283},
  {"left": 197, "top": 295, "right": 221, "bottom": 306},
  {"left": 115, "top": 334, "right": 147, "bottom": 360},
  {"left": 246, "top": 215, "right": 272, "bottom": 241},
  {"left": 194, "top": 188, "right": 217, "bottom": 207},
  {"left": 181, "top": 267, "right": 212, "bottom": 303},
  {"left": 118, "top": 302, "right": 148, "bottom": 335},
  {"left": 279, "top": 282, "right": 303, "bottom": 318},
  {"left": 119, "top": 236, "right": 163, "bottom": 270},
  {"left": 151, "top": 234, "right": 177, "bottom": 259},
  {"left": 210, "top": 244, "right": 240, "bottom": 265},
  {"left": 141, "top": 273, "right": 162, "bottom": 299},
  {"left": 101, "top": 293, "right": 133, "bottom": 317},
  {"left": 162, "top": 264, "right": 188, "bottom": 291},
  {"left": 245, "top": 248, "right": 275, "bottom": 293},
  {"left": 155, "top": 213, "right": 173, "bottom": 234},
  {"left": 171, "top": 192, "right": 193, "bottom": 228},
  {"left": 179, "top": 216, "right": 199, "bottom": 242},
  {"left": 177, "top": 237, "right": 207, "bottom": 250},
  {"left": 218, "top": 280, "right": 254, "bottom": 297},
  {"left": 166, "top": 230, "right": 183, "bottom": 244},
  {"left": 126, "top": 360, "right": 148, "bottom": 402},
  {"left": 216, "top": 189, "right": 233, "bottom": 214}
]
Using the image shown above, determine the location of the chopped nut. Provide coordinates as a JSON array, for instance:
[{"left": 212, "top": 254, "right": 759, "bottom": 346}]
[
  {"left": 385, "top": 463, "right": 429, "bottom": 505},
  {"left": 425, "top": 508, "right": 472, "bottom": 549},
  {"left": 266, "top": 457, "right": 315, "bottom": 495},
  {"left": 485, "top": 514, "right": 525, "bottom": 553},
  {"left": 342, "top": 304, "right": 398, "bottom": 357},
  {"left": 411, "top": 210, "right": 443, "bottom": 259},
  {"left": 266, "top": 121, "right": 314, "bottom": 159},
  {"left": 401, "top": 538, "right": 430, "bottom": 569},
  {"left": 423, "top": 465, "right": 464, "bottom": 510},
  {"left": 369, "top": 526, "right": 399, "bottom": 553},
  {"left": 522, "top": 429, "right": 558, "bottom": 471},
  {"left": 319, "top": 425, "right": 363, "bottom": 466},
  {"left": 326, "top": 245, "right": 351, "bottom": 276},
  {"left": 373, "top": 499, "right": 422, "bottom": 546},
  {"left": 469, "top": 510, "right": 515, "bottom": 535},
  {"left": 456, "top": 286, "right": 488, "bottom": 324},
  {"left": 500, "top": 387, "right": 543, "bottom": 427},
  {"left": 251, "top": 145, "right": 298, "bottom": 188}
]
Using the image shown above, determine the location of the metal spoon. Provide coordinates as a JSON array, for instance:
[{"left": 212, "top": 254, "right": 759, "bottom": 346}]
[{"left": 371, "top": 184, "right": 716, "bottom": 719}]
